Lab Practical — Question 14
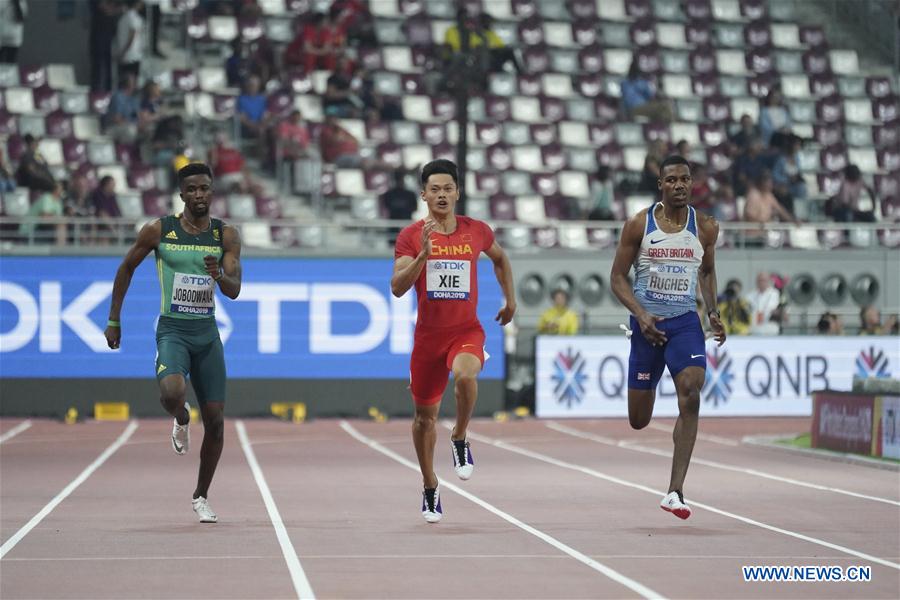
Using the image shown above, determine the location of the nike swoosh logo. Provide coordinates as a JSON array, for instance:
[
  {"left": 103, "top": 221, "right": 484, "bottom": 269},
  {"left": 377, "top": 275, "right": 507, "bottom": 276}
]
[
  {"left": 461, "top": 344, "right": 476, "bottom": 348},
  {"left": 650, "top": 239, "right": 664, "bottom": 244},
  {"left": 691, "top": 354, "right": 704, "bottom": 359},
  {"left": 172, "top": 437, "right": 183, "bottom": 452}
]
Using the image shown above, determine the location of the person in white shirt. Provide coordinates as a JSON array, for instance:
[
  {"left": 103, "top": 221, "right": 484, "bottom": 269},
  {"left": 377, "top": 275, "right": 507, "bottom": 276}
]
[
  {"left": 745, "top": 271, "right": 781, "bottom": 334},
  {"left": 0, "top": 0, "right": 27, "bottom": 63},
  {"left": 116, "top": 0, "right": 144, "bottom": 82}
]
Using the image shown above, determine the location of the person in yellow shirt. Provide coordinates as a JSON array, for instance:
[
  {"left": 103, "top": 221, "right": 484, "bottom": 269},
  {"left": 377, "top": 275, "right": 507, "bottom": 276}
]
[
  {"left": 443, "top": 12, "right": 522, "bottom": 74},
  {"left": 538, "top": 289, "right": 580, "bottom": 335}
]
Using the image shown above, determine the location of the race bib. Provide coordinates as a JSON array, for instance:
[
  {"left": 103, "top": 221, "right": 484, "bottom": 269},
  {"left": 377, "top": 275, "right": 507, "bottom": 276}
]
[
  {"left": 170, "top": 272, "right": 215, "bottom": 315},
  {"left": 647, "top": 264, "right": 692, "bottom": 300},
  {"left": 426, "top": 259, "right": 471, "bottom": 300}
]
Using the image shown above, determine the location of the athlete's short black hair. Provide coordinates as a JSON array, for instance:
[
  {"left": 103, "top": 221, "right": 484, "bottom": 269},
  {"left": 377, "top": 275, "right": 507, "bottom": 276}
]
[
  {"left": 421, "top": 159, "right": 458, "bottom": 188},
  {"left": 177, "top": 162, "right": 213, "bottom": 186},
  {"left": 658, "top": 154, "right": 691, "bottom": 177}
]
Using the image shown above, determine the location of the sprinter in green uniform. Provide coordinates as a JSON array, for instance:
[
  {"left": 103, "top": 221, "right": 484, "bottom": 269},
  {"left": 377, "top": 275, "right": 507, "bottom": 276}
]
[{"left": 105, "top": 163, "right": 242, "bottom": 523}]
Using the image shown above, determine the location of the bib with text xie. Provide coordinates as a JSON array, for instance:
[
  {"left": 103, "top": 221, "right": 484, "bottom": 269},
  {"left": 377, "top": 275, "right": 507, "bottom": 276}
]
[
  {"left": 170, "top": 272, "right": 215, "bottom": 315},
  {"left": 426, "top": 259, "right": 471, "bottom": 300}
]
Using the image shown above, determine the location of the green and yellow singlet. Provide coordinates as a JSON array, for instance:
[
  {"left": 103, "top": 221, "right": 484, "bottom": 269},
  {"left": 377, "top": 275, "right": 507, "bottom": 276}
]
[{"left": 154, "top": 214, "right": 224, "bottom": 320}]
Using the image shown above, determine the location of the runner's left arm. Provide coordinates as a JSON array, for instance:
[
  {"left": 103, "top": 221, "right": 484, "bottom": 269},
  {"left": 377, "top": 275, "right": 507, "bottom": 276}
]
[
  {"left": 698, "top": 215, "right": 725, "bottom": 345},
  {"left": 484, "top": 241, "right": 516, "bottom": 325},
  {"left": 205, "top": 225, "right": 242, "bottom": 299}
]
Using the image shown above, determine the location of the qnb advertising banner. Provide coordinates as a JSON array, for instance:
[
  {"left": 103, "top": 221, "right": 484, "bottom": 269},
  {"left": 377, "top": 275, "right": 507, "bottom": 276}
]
[
  {"left": 536, "top": 335, "right": 899, "bottom": 417},
  {"left": 0, "top": 257, "right": 504, "bottom": 379}
]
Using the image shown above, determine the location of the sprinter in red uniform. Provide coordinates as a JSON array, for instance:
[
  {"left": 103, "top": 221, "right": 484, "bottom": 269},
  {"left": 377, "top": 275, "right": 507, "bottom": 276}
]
[{"left": 391, "top": 159, "right": 516, "bottom": 523}]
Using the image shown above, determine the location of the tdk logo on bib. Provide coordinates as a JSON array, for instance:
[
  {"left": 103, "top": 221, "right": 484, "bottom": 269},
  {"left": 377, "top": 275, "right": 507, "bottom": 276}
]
[{"left": 426, "top": 259, "right": 471, "bottom": 300}]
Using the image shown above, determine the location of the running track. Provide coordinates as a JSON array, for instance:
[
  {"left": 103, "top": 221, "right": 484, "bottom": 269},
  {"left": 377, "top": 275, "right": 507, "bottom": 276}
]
[{"left": 1, "top": 417, "right": 898, "bottom": 599}]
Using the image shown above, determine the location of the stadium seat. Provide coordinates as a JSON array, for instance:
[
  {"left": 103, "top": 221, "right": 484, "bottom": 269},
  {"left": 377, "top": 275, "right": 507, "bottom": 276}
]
[
  {"left": 515, "top": 195, "right": 547, "bottom": 223},
  {"left": 531, "top": 172, "right": 558, "bottom": 196},
  {"left": 557, "top": 225, "right": 589, "bottom": 249},
  {"left": 771, "top": 23, "right": 800, "bottom": 48},
  {"left": 530, "top": 123, "right": 557, "bottom": 145},
  {"left": 490, "top": 194, "right": 517, "bottom": 220}
]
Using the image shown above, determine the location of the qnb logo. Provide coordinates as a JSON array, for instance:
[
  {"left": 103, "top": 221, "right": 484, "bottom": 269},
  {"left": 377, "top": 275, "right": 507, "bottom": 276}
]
[
  {"left": 551, "top": 347, "right": 588, "bottom": 408},
  {"left": 703, "top": 347, "right": 734, "bottom": 407},
  {"left": 856, "top": 347, "right": 890, "bottom": 379}
]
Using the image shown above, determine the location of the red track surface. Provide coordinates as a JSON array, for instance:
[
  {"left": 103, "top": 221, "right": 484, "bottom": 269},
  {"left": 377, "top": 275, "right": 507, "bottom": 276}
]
[{"left": 1, "top": 416, "right": 898, "bottom": 599}]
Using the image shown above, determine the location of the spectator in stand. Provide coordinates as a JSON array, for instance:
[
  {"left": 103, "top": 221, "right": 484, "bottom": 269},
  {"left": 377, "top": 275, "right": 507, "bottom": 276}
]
[
  {"left": 359, "top": 69, "right": 403, "bottom": 123},
  {"left": 537, "top": 289, "right": 580, "bottom": 335},
  {"left": 717, "top": 279, "right": 752, "bottom": 335},
  {"left": 758, "top": 87, "right": 792, "bottom": 149},
  {"left": 319, "top": 115, "right": 394, "bottom": 170},
  {"left": 859, "top": 305, "right": 897, "bottom": 335},
  {"left": 745, "top": 271, "right": 781, "bottom": 335},
  {"left": 831, "top": 164, "right": 878, "bottom": 222},
  {"left": 690, "top": 164, "right": 714, "bottom": 216},
  {"left": 324, "top": 55, "right": 363, "bottom": 118},
  {"left": 283, "top": 12, "right": 345, "bottom": 73},
  {"left": 226, "top": 38, "right": 276, "bottom": 89},
  {"left": 115, "top": 0, "right": 145, "bottom": 82},
  {"left": 743, "top": 172, "right": 800, "bottom": 241},
  {"left": 732, "top": 137, "right": 770, "bottom": 197},
  {"left": 145, "top": 0, "right": 164, "bottom": 58},
  {"left": 712, "top": 184, "right": 737, "bottom": 221},
  {"left": 729, "top": 114, "right": 760, "bottom": 154},
  {"left": 329, "top": 0, "right": 375, "bottom": 47},
  {"left": 381, "top": 168, "right": 417, "bottom": 241},
  {"left": 19, "top": 182, "right": 65, "bottom": 245},
  {"left": 89, "top": 0, "right": 121, "bottom": 92},
  {"left": 208, "top": 131, "right": 263, "bottom": 196},
  {"left": 15, "top": 134, "right": 56, "bottom": 192},
  {"left": 675, "top": 139, "right": 691, "bottom": 159},
  {"left": 104, "top": 74, "right": 141, "bottom": 144},
  {"left": 92, "top": 175, "right": 121, "bottom": 221},
  {"left": 0, "top": 150, "right": 17, "bottom": 192},
  {"left": 585, "top": 165, "right": 616, "bottom": 220},
  {"left": 771, "top": 134, "right": 807, "bottom": 216},
  {"left": 636, "top": 139, "right": 668, "bottom": 194},
  {"left": 620, "top": 58, "right": 673, "bottom": 122},
  {"left": 817, "top": 311, "right": 843, "bottom": 335},
  {"left": 0, "top": 0, "right": 27, "bottom": 63},
  {"left": 63, "top": 174, "right": 97, "bottom": 244},
  {"left": 275, "top": 109, "right": 314, "bottom": 162},
  {"left": 473, "top": 13, "right": 523, "bottom": 74},
  {"left": 237, "top": 75, "right": 268, "bottom": 141}
]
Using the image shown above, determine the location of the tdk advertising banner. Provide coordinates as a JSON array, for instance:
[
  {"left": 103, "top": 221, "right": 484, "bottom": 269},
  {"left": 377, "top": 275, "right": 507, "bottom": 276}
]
[{"left": 0, "top": 257, "right": 505, "bottom": 379}]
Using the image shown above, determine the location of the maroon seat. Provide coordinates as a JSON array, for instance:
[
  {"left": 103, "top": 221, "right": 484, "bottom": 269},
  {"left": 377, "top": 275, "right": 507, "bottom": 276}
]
[
  {"left": 365, "top": 121, "right": 390, "bottom": 144},
  {"left": 813, "top": 123, "right": 842, "bottom": 146},
  {"left": 186, "top": 14, "right": 209, "bottom": 40},
  {"left": 266, "top": 91, "right": 293, "bottom": 119},
  {"left": 866, "top": 77, "right": 893, "bottom": 99},
  {"left": 683, "top": 0, "right": 712, "bottom": 20},
  {"left": 33, "top": 86, "right": 60, "bottom": 112},
  {"left": 820, "top": 144, "right": 848, "bottom": 173},
  {"left": 271, "top": 226, "right": 298, "bottom": 247},
  {"left": 485, "top": 96, "right": 511, "bottom": 122},
  {"left": 643, "top": 122, "right": 671, "bottom": 144},
  {"left": 873, "top": 95, "right": 899, "bottom": 122},
  {"left": 518, "top": 16, "right": 545, "bottom": 46},
  {"left": 286, "top": 69, "right": 312, "bottom": 95},
  {"left": 530, "top": 123, "right": 557, "bottom": 145},
  {"left": 62, "top": 137, "right": 87, "bottom": 166},
  {"left": 744, "top": 20, "right": 771, "bottom": 48},
  {"left": 746, "top": 48, "right": 774, "bottom": 75},
  {"left": 589, "top": 122, "right": 615, "bottom": 146},
  {"left": 810, "top": 73, "right": 837, "bottom": 97},
  {"left": 475, "top": 122, "right": 502, "bottom": 145},
  {"left": 209, "top": 195, "right": 228, "bottom": 218},
  {"left": 411, "top": 46, "right": 437, "bottom": 70},
  {"left": 402, "top": 74, "right": 424, "bottom": 95},
  {"left": 539, "top": 95, "right": 566, "bottom": 122},
  {"left": 142, "top": 190, "right": 170, "bottom": 217},
  {"left": 691, "top": 74, "right": 719, "bottom": 97},
  {"left": 594, "top": 95, "right": 619, "bottom": 121},
  {"left": 128, "top": 165, "right": 157, "bottom": 191},
  {"left": 698, "top": 123, "right": 726, "bottom": 146},
  {"left": 357, "top": 47, "right": 383, "bottom": 70},
  {"left": 45, "top": 111, "right": 73, "bottom": 138},
  {"left": 567, "top": 0, "right": 596, "bottom": 18},
  {"left": 364, "top": 170, "right": 391, "bottom": 194},
  {"left": 533, "top": 226, "right": 559, "bottom": 248},
  {"left": 532, "top": 173, "right": 558, "bottom": 196},
  {"left": 706, "top": 144, "right": 733, "bottom": 173},
  {"left": 489, "top": 194, "right": 517, "bottom": 220},
  {"left": 115, "top": 143, "right": 137, "bottom": 167},
  {"left": 690, "top": 46, "right": 717, "bottom": 74},
  {"left": 213, "top": 94, "right": 236, "bottom": 117},
  {"left": 816, "top": 95, "right": 844, "bottom": 124},
  {"left": 474, "top": 171, "right": 501, "bottom": 195},
  {"left": 874, "top": 172, "right": 900, "bottom": 199},
  {"left": 625, "top": 0, "right": 653, "bottom": 18},
  {"left": 320, "top": 170, "right": 337, "bottom": 197},
  {"left": 748, "top": 74, "right": 777, "bottom": 98},
  {"left": 635, "top": 46, "right": 661, "bottom": 75},
  {"left": 739, "top": 0, "right": 767, "bottom": 20},
  {"left": 403, "top": 15, "right": 432, "bottom": 45},
  {"left": 420, "top": 123, "right": 447, "bottom": 145},
  {"left": 572, "top": 19, "right": 599, "bottom": 46},
  {"left": 574, "top": 74, "right": 603, "bottom": 97},
  {"left": 18, "top": 64, "right": 46, "bottom": 88},
  {"left": 6, "top": 134, "right": 24, "bottom": 162},
  {"left": 877, "top": 147, "right": 900, "bottom": 171},
  {"left": 587, "top": 227, "right": 614, "bottom": 248},
  {"left": 523, "top": 46, "right": 551, "bottom": 73},
  {"left": 399, "top": 0, "right": 425, "bottom": 16},
  {"left": 874, "top": 121, "right": 899, "bottom": 147},
  {"left": 630, "top": 19, "right": 657, "bottom": 47},
  {"left": 487, "top": 144, "right": 513, "bottom": 170},
  {"left": 512, "top": 0, "right": 539, "bottom": 18},
  {"left": 802, "top": 49, "right": 830, "bottom": 75},
  {"left": 431, "top": 96, "right": 455, "bottom": 121},
  {"left": 686, "top": 21, "right": 712, "bottom": 46},
  {"left": 172, "top": 69, "right": 198, "bottom": 92},
  {"left": 577, "top": 44, "right": 603, "bottom": 73},
  {"left": 541, "top": 143, "right": 566, "bottom": 170},
  {"left": 239, "top": 17, "right": 265, "bottom": 42},
  {"left": 518, "top": 74, "right": 542, "bottom": 96},
  {"left": 544, "top": 195, "right": 574, "bottom": 220},
  {"left": 596, "top": 143, "right": 624, "bottom": 170},
  {"left": 375, "top": 142, "right": 403, "bottom": 168},
  {"left": 799, "top": 25, "right": 827, "bottom": 48},
  {"left": 816, "top": 172, "right": 842, "bottom": 197},
  {"left": 703, "top": 96, "right": 731, "bottom": 122}
]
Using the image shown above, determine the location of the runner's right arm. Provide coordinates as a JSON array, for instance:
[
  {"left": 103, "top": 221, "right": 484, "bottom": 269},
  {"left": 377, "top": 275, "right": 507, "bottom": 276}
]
[
  {"left": 105, "top": 220, "right": 161, "bottom": 349},
  {"left": 390, "top": 220, "right": 434, "bottom": 297},
  {"left": 609, "top": 212, "right": 667, "bottom": 345}
]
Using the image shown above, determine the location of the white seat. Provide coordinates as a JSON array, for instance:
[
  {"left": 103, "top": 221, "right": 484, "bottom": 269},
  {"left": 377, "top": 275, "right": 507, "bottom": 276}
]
[
  {"left": 848, "top": 148, "right": 878, "bottom": 173},
  {"left": 351, "top": 197, "right": 380, "bottom": 220},
  {"left": 771, "top": 23, "right": 800, "bottom": 48},
  {"left": 430, "top": 20, "right": 453, "bottom": 44},
  {"left": 502, "top": 226, "right": 532, "bottom": 250},
  {"left": 390, "top": 120, "right": 419, "bottom": 144},
  {"left": 265, "top": 17, "right": 293, "bottom": 43},
  {"left": 844, "top": 124, "right": 873, "bottom": 147},
  {"left": 544, "top": 22, "right": 574, "bottom": 48},
  {"left": 559, "top": 171, "right": 590, "bottom": 198},
  {"left": 310, "top": 70, "right": 330, "bottom": 95},
  {"left": 401, "top": 96, "right": 433, "bottom": 122},
  {"left": 849, "top": 228, "right": 875, "bottom": 248},
  {"left": 676, "top": 100, "right": 703, "bottom": 122},
  {"left": 515, "top": 196, "right": 547, "bottom": 224},
  {"left": 370, "top": 0, "right": 398, "bottom": 16},
  {"left": 844, "top": 99, "right": 873, "bottom": 124},
  {"left": 788, "top": 101, "right": 816, "bottom": 124},
  {"left": 788, "top": 227, "right": 820, "bottom": 250},
  {"left": 512, "top": 146, "right": 543, "bottom": 172},
  {"left": 616, "top": 123, "right": 644, "bottom": 146},
  {"left": 731, "top": 97, "right": 759, "bottom": 122},
  {"left": 382, "top": 47, "right": 415, "bottom": 73},
  {"left": 662, "top": 75, "right": 692, "bottom": 99},
  {"left": 712, "top": 0, "right": 741, "bottom": 21},
  {"left": 502, "top": 171, "right": 531, "bottom": 196},
  {"left": 567, "top": 148, "right": 598, "bottom": 172},
  {"left": 208, "top": 16, "right": 238, "bottom": 41},
  {"left": 185, "top": 92, "right": 215, "bottom": 119},
  {"left": 603, "top": 49, "right": 632, "bottom": 75},
  {"left": 558, "top": 225, "right": 589, "bottom": 249},
  {"left": 0, "top": 63, "right": 19, "bottom": 87},
  {"left": 781, "top": 75, "right": 810, "bottom": 99},
  {"left": 47, "top": 64, "right": 77, "bottom": 89},
  {"left": 625, "top": 195, "right": 654, "bottom": 217},
  {"left": 293, "top": 95, "right": 322, "bottom": 121},
  {"left": 502, "top": 121, "right": 530, "bottom": 146},
  {"left": 402, "top": 144, "right": 433, "bottom": 169},
  {"left": 670, "top": 123, "right": 700, "bottom": 145},
  {"left": 829, "top": 50, "right": 859, "bottom": 75},
  {"left": 624, "top": 147, "right": 648, "bottom": 172},
  {"left": 466, "top": 197, "right": 490, "bottom": 221},
  {"left": 510, "top": 96, "right": 542, "bottom": 123},
  {"left": 73, "top": 115, "right": 101, "bottom": 139},
  {"left": 338, "top": 118, "right": 366, "bottom": 143},
  {"left": 60, "top": 90, "right": 89, "bottom": 114},
  {"left": 656, "top": 23, "right": 687, "bottom": 49},
  {"left": 334, "top": 169, "right": 365, "bottom": 196},
  {"left": 227, "top": 194, "right": 256, "bottom": 219},
  {"left": 96, "top": 165, "right": 129, "bottom": 193},
  {"left": 489, "top": 73, "right": 517, "bottom": 97},
  {"left": 88, "top": 140, "right": 116, "bottom": 165},
  {"left": 257, "top": 0, "right": 287, "bottom": 14},
  {"left": 542, "top": 74, "right": 574, "bottom": 99},
  {"left": 558, "top": 121, "right": 590, "bottom": 146},
  {"left": 38, "top": 139, "right": 63, "bottom": 166},
  {"left": 3, "top": 188, "right": 30, "bottom": 216},
  {"left": 5, "top": 88, "right": 35, "bottom": 114},
  {"left": 17, "top": 115, "right": 45, "bottom": 138},
  {"left": 241, "top": 222, "right": 274, "bottom": 248},
  {"left": 661, "top": 51, "right": 690, "bottom": 75},
  {"left": 716, "top": 50, "right": 748, "bottom": 75},
  {"left": 117, "top": 192, "right": 143, "bottom": 219},
  {"left": 198, "top": 67, "right": 228, "bottom": 91},
  {"left": 596, "top": 0, "right": 626, "bottom": 21}
]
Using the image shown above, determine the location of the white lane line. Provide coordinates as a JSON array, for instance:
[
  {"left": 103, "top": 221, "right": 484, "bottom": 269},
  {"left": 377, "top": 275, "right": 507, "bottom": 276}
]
[
  {"left": 0, "top": 420, "right": 33, "bottom": 444},
  {"left": 646, "top": 421, "right": 739, "bottom": 446},
  {"left": 467, "top": 427, "right": 900, "bottom": 571},
  {"left": 340, "top": 420, "right": 665, "bottom": 600},
  {"left": 236, "top": 421, "right": 315, "bottom": 600},
  {"left": 547, "top": 421, "right": 900, "bottom": 507},
  {"left": 0, "top": 421, "right": 138, "bottom": 559},
  {"left": 4, "top": 555, "right": 281, "bottom": 561}
]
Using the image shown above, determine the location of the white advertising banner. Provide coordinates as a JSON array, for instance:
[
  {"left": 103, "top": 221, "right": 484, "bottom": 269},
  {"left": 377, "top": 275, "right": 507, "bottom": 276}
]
[{"left": 535, "top": 336, "right": 900, "bottom": 418}]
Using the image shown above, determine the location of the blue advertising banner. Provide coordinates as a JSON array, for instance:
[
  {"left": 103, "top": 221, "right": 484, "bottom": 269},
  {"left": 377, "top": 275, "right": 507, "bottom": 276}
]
[{"left": 0, "top": 257, "right": 505, "bottom": 379}]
